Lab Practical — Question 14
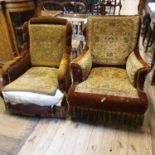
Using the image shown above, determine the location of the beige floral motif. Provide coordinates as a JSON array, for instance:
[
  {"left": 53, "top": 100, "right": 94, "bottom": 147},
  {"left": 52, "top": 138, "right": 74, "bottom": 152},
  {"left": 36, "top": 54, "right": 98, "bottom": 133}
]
[
  {"left": 75, "top": 67, "right": 139, "bottom": 98},
  {"left": 126, "top": 52, "right": 144, "bottom": 84},
  {"left": 87, "top": 16, "right": 140, "bottom": 65},
  {"left": 29, "top": 24, "right": 66, "bottom": 67},
  {"left": 3, "top": 67, "right": 58, "bottom": 95}
]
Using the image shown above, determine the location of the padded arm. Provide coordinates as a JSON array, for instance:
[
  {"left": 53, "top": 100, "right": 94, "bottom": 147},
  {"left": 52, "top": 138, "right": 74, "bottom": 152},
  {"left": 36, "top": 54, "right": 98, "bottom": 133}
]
[
  {"left": 135, "top": 68, "right": 150, "bottom": 91},
  {"left": 2, "top": 52, "right": 31, "bottom": 86},
  {"left": 71, "top": 47, "right": 92, "bottom": 83},
  {"left": 58, "top": 52, "right": 70, "bottom": 90},
  {"left": 126, "top": 50, "right": 150, "bottom": 90}
]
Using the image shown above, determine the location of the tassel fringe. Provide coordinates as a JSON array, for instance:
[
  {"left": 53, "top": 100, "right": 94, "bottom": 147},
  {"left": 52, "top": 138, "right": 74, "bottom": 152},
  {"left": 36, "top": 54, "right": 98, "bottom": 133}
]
[{"left": 71, "top": 106, "right": 144, "bottom": 127}]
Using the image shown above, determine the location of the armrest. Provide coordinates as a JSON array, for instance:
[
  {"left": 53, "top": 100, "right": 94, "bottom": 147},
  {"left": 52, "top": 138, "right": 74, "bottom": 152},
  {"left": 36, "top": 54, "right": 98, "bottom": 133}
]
[
  {"left": 71, "top": 47, "right": 92, "bottom": 83},
  {"left": 135, "top": 68, "right": 150, "bottom": 91},
  {"left": 2, "top": 52, "right": 31, "bottom": 86},
  {"left": 126, "top": 50, "right": 150, "bottom": 90},
  {"left": 58, "top": 52, "right": 70, "bottom": 90}
]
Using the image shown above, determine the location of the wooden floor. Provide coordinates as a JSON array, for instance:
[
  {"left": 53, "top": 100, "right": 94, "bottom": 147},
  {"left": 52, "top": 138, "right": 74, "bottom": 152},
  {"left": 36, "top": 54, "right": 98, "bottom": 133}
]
[
  {"left": 0, "top": 97, "right": 154, "bottom": 155},
  {"left": 0, "top": 0, "right": 155, "bottom": 155}
]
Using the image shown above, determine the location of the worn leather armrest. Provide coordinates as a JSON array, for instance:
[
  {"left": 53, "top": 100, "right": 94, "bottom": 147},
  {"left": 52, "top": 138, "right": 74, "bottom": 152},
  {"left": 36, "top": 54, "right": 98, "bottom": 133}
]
[
  {"left": 2, "top": 51, "right": 31, "bottom": 86},
  {"left": 58, "top": 52, "right": 70, "bottom": 90},
  {"left": 71, "top": 46, "right": 92, "bottom": 83}
]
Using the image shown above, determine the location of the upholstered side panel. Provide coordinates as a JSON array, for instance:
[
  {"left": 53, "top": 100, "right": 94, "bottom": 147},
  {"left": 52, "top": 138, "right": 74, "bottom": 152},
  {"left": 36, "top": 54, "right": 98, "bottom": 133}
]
[
  {"left": 87, "top": 16, "right": 140, "bottom": 65},
  {"left": 3, "top": 67, "right": 58, "bottom": 95},
  {"left": 29, "top": 24, "right": 66, "bottom": 67}
]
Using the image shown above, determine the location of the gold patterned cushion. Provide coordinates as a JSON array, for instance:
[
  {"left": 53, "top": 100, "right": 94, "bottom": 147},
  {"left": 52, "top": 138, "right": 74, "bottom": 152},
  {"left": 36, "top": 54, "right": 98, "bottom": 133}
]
[
  {"left": 126, "top": 52, "right": 144, "bottom": 84},
  {"left": 29, "top": 24, "right": 66, "bottom": 67},
  {"left": 75, "top": 67, "right": 139, "bottom": 98},
  {"left": 87, "top": 16, "right": 140, "bottom": 65},
  {"left": 3, "top": 67, "right": 58, "bottom": 95}
]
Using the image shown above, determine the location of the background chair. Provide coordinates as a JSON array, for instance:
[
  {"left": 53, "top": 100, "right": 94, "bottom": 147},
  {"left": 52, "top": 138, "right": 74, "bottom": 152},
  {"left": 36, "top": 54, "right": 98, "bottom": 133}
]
[
  {"left": 1, "top": 17, "right": 72, "bottom": 117},
  {"left": 85, "top": 0, "right": 103, "bottom": 15},
  {"left": 101, "top": 0, "right": 122, "bottom": 15},
  {"left": 41, "top": 1, "right": 64, "bottom": 12},
  {"left": 63, "top": 1, "right": 86, "bottom": 14},
  {"left": 68, "top": 15, "right": 150, "bottom": 126}
]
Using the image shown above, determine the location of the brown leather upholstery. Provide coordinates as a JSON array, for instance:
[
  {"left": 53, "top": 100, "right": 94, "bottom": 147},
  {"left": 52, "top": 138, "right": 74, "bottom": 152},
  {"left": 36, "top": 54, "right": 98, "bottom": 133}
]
[
  {"left": 1, "top": 17, "right": 72, "bottom": 117},
  {"left": 68, "top": 15, "right": 150, "bottom": 126}
]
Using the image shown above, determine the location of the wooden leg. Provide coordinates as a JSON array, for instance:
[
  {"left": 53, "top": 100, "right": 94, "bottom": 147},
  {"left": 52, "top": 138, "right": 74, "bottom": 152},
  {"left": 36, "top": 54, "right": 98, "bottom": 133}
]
[
  {"left": 151, "top": 51, "right": 155, "bottom": 85},
  {"left": 142, "top": 14, "right": 151, "bottom": 45},
  {"left": 145, "top": 27, "right": 152, "bottom": 53},
  {"left": 118, "top": 4, "right": 122, "bottom": 15},
  {"left": 151, "top": 70, "right": 155, "bottom": 85}
]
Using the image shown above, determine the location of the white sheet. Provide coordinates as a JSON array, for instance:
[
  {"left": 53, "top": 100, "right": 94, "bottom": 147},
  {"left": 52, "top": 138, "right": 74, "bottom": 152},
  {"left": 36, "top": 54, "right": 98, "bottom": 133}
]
[{"left": 2, "top": 89, "right": 64, "bottom": 107}]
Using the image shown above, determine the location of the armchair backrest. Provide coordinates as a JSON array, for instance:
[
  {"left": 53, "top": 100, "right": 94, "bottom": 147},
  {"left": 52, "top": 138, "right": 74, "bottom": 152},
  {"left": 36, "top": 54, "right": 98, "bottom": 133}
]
[
  {"left": 87, "top": 16, "right": 140, "bottom": 66},
  {"left": 28, "top": 17, "right": 72, "bottom": 67}
]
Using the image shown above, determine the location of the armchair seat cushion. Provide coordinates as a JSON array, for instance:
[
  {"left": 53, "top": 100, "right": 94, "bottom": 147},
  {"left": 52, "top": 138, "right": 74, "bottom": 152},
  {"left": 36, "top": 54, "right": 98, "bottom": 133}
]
[
  {"left": 2, "top": 67, "right": 64, "bottom": 106},
  {"left": 75, "top": 67, "right": 138, "bottom": 98},
  {"left": 69, "top": 67, "right": 148, "bottom": 114}
]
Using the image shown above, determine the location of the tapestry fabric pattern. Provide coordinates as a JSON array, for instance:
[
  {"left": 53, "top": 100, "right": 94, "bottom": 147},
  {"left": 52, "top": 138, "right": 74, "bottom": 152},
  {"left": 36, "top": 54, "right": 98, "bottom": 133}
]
[
  {"left": 75, "top": 67, "right": 139, "bottom": 98},
  {"left": 29, "top": 24, "right": 66, "bottom": 67},
  {"left": 87, "top": 16, "right": 139, "bottom": 65},
  {"left": 3, "top": 67, "right": 58, "bottom": 95}
]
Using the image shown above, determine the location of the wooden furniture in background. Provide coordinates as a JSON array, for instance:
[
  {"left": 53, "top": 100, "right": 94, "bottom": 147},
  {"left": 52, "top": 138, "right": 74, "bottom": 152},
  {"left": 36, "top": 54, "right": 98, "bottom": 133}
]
[
  {"left": 101, "top": 0, "right": 122, "bottom": 15},
  {"left": 138, "top": 0, "right": 146, "bottom": 14},
  {"left": 63, "top": 1, "right": 86, "bottom": 14},
  {"left": 151, "top": 51, "right": 155, "bottom": 85},
  {"left": 0, "top": 1, "right": 14, "bottom": 65},
  {"left": 41, "top": 1, "right": 86, "bottom": 14},
  {"left": 0, "top": 0, "right": 41, "bottom": 65},
  {"left": 85, "top": 0, "right": 102, "bottom": 15},
  {"left": 142, "top": 2, "right": 155, "bottom": 53},
  {"left": 2, "top": 0, "right": 41, "bottom": 53},
  {"left": 59, "top": 13, "right": 87, "bottom": 58},
  {"left": 41, "top": 1, "right": 64, "bottom": 12},
  {"left": 152, "top": 71, "right": 155, "bottom": 85}
]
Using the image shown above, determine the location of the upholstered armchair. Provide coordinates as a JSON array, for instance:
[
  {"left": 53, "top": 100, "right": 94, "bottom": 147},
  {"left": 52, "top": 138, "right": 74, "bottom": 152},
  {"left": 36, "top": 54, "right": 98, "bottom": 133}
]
[
  {"left": 68, "top": 15, "right": 151, "bottom": 126},
  {"left": 1, "top": 17, "right": 72, "bottom": 117}
]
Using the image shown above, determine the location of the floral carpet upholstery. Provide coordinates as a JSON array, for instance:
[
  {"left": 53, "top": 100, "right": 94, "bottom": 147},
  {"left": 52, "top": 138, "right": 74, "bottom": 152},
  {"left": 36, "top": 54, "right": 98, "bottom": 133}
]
[
  {"left": 29, "top": 24, "right": 66, "bottom": 67},
  {"left": 87, "top": 16, "right": 140, "bottom": 65},
  {"left": 75, "top": 67, "right": 139, "bottom": 98},
  {"left": 3, "top": 67, "right": 58, "bottom": 95}
]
